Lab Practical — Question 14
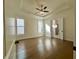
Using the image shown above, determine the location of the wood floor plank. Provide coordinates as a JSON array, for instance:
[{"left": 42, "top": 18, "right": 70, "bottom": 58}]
[{"left": 16, "top": 37, "right": 73, "bottom": 59}]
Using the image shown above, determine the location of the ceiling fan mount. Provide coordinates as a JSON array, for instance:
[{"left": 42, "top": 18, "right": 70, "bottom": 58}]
[{"left": 36, "top": 4, "right": 49, "bottom": 12}]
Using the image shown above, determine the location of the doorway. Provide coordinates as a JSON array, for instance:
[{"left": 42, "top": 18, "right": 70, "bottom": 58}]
[
  {"left": 37, "top": 17, "right": 64, "bottom": 40},
  {"left": 50, "top": 18, "right": 64, "bottom": 40}
]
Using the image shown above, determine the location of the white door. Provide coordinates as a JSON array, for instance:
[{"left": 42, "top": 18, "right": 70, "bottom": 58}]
[
  {"left": 58, "top": 17, "right": 64, "bottom": 40},
  {"left": 51, "top": 20, "right": 59, "bottom": 38},
  {"left": 50, "top": 18, "right": 64, "bottom": 40}
]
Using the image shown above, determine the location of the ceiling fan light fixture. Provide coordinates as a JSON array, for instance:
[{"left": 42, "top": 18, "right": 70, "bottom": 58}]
[{"left": 39, "top": 11, "right": 44, "bottom": 15}]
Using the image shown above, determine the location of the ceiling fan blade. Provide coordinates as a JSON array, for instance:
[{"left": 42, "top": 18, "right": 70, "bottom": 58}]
[
  {"left": 36, "top": 8, "right": 41, "bottom": 11},
  {"left": 44, "top": 6, "right": 47, "bottom": 9},
  {"left": 41, "top": 5, "right": 43, "bottom": 8},
  {"left": 44, "top": 11, "right": 49, "bottom": 12},
  {"left": 36, "top": 8, "right": 44, "bottom": 11}
]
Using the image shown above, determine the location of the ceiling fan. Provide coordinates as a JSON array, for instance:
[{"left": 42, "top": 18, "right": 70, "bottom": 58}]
[{"left": 36, "top": 5, "right": 49, "bottom": 12}]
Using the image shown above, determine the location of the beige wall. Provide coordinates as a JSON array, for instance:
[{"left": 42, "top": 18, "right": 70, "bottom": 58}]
[
  {"left": 5, "top": 1, "right": 76, "bottom": 57},
  {"left": 56, "top": 3, "right": 75, "bottom": 42},
  {"left": 59, "top": 9, "right": 75, "bottom": 42},
  {"left": 4, "top": 0, "right": 17, "bottom": 57},
  {"left": 17, "top": 14, "right": 43, "bottom": 40},
  {"left": 5, "top": 0, "right": 43, "bottom": 43},
  {"left": 44, "top": 1, "right": 75, "bottom": 42}
]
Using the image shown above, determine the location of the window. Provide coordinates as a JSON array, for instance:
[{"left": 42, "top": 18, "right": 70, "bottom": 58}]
[
  {"left": 45, "top": 24, "right": 50, "bottom": 33},
  {"left": 8, "top": 18, "right": 15, "bottom": 35},
  {"left": 17, "top": 18, "right": 24, "bottom": 35},
  {"left": 38, "top": 20, "right": 43, "bottom": 33}
]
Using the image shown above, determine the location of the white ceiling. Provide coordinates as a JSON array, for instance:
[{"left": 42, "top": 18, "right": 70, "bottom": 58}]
[{"left": 5, "top": 0, "right": 75, "bottom": 17}]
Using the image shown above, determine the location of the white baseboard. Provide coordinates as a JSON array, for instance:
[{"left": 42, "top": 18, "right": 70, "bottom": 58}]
[
  {"left": 4, "top": 40, "right": 16, "bottom": 59},
  {"left": 16, "top": 35, "right": 43, "bottom": 41}
]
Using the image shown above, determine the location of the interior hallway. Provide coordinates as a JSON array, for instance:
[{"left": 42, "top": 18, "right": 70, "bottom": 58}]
[{"left": 16, "top": 37, "right": 73, "bottom": 59}]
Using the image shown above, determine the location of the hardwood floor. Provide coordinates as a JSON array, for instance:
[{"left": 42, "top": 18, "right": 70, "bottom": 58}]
[{"left": 16, "top": 37, "right": 73, "bottom": 59}]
